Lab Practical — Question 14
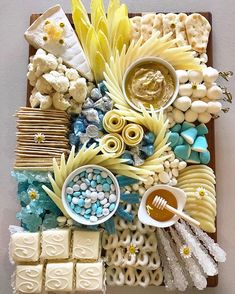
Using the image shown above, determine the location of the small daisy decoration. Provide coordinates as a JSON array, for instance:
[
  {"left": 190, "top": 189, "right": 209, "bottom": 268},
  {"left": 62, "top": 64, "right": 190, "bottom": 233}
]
[
  {"left": 27, "top": 188, "right": 39, "bottom": 201},
  {"left": 127, "top": 244, "right": 139, "bottom": 256},
  {"left": 195, "top": 187, "right": 208, "bottom": 200},
  {"left": 34, "top": 133, "right": 45, "bottom": 144},
  {"left": 180, "top": 245, "right": 192, "bottom": 259}
]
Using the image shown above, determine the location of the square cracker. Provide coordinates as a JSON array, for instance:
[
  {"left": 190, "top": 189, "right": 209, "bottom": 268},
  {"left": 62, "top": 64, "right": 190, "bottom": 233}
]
[
  {"left": 162, "top": 13, "right": 177, "bottom": 40},
  {"left": 153, "top": 14, "right": 163, "bottom": 37},
  {"left": 176, "top": 13, "right": 189, "bottom": 47},
  {"left": 141, "top": 13, "right": 156, "bottom": 42}
]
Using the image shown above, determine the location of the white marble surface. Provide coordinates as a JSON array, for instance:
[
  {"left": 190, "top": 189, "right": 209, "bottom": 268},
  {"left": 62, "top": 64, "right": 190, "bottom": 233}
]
[{"left": 0, "top": 0, "right": 235, "bottom": 293}]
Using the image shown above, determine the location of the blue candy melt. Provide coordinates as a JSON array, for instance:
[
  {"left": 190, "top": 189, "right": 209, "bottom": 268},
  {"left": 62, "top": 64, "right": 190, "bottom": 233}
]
[
  {"left": 200, "top": 150, "right": 211, "bottom": 164},
  {"left": 181, "top": 121, "right": 195, "bottom": 131},
  {"left": 196, "top": 123, "right": 208, "bottom": 136},
  {"left": 171, "top": 124, "right": 182, "bottom": 133},
  {"left": 140, "top": 145, "right": 155, "bottom": 157},
  {"left": 187, "top": 151, "right": 200, "bottom": 164},
  {"left": 120, "top": 193, "right": 140, "bottom": 203},
  {"left": 167, "top": 132, "right": 180, "bottom": 147},
  {"left": 117, "top": 176, "right": 139, "bottom": 187},
  {"left": 181, "top": 127, "right": 198, "bottom": 144},
  {"left": 174, "top": 144, "right": 191, "bottom": 160},
  {"left": 192, "top": 136, "right": 208, "bottom": 152}
]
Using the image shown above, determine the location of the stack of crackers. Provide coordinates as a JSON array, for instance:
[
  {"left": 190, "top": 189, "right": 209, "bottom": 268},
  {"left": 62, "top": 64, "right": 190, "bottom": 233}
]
[
  {"left": 15, "top": 107, "right": 70, "bottom": 170},
  {"left": 130, "top": 13, "right": 211, "bottom": 53}
]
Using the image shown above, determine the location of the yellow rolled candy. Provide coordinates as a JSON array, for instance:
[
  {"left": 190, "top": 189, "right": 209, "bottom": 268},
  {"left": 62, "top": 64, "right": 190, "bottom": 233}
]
[
  {"left": 101, "top": 133, "right": 125, "bottom": 158},
  {"left": 103, "top": 110, "right": 126, "bottom": 133},
  {"left": 122, "top": 123, "right": 144, "bottom": 147}
]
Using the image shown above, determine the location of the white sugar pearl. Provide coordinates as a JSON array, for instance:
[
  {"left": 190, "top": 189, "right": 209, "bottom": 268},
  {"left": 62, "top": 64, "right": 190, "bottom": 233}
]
[
  {"left": 104, "top": 203, "right": 110, "bottom": 208},
  {"left": 178, "top": 161, "right": 187, "bottom": 170},
  {"left": 80, "top": 183, "right": 87, "bottom": 190},
  {"left": 73, "top": 176, "right": 79, "bottom": 182},
  {"left": 103, "top": 208, "right": 110, "bottom": 216},
  {"left": 176, "top": 70, "right": 189, "bottom": 84},
  {"left": 100, "top": 198, "right": 108, "bottom": 205},
  {"left": 172, "top": 168, "right": 179, "bottom": 177},
  {"left": 109, "top": 194, "right": 117, "bottom": 203},
  {"left": 73, "top": 184, "right": 80, "bottom": 191},
  {"left": 101, "top": 171, "right": 108, "bottom": 178},
  {"left": 90, "top": 192, "right": 98, "bottom": 201},
  {"left": 164, "top": 161, "right": 170, "bottom": 168},
  {"left": 98, "top": 192, "right": 105, "bottom": 200},
  {"left": 66, "top": 187, "right": 73, "bottom": 194},
  {"left": 90, "top": 215, "right": 98, "bottom": 222},
  {"left": 96, "top": 184, "right": 103, "bottom": 192},
  {"left": 84, "top": 202, "right": 91, "bottom": 208},
  {"left": 171, "top": 178, "right": 178, "bottom": 186},
  {"left": 159, "top": 171, "right": 170, "bottom": 184},
  {"left": 72, "top": 197, "right": 79, "bottom": 204},
  {"left": 155, "top": 164, "right": 164, "bottom": 173},
  {"left": 132, "top": 184, "right": 139, "bottom": 191}
]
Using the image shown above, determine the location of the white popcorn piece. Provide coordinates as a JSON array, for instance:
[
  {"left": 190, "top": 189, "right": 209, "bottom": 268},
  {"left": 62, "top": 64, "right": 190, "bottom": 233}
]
[
  {"left": 41, "top": 229, "right": 70, "bottom": 260},
  {"left": 11, "top": 232, "right": 40, "bottom": 263},
  {"left": 45, "top": 262, "right": 74, "bottom": 292},
  {"left": 73, "top": 230, "right": 100, "bottom": 261},
  {"left": 76, "top": 262, "right": 104, "bottom": 291},
  {"left": 16, "top": 264, "right": 43, "bottom": 293}
]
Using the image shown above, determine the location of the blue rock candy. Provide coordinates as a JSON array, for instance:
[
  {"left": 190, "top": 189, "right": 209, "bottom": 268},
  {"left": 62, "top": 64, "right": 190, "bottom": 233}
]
[
  {"left": 200, "top": 150, "right": 211, "bottom": 164},
  {"left": 69, "top": 133, "right": 79, "bottom": 146},
  {"left": 181, "top": 127, "right": 198, "bottom": 144},
  {"left": 192, "top": 136, "right": 208, "bottom": 152},
  {"left": 196, "top": 123, "right": 209, "bottom": 136},
  {"left": 98, "top": 81, "right": 108, "bottom": 95},
  {"left": 177, "top": 136, "right": 185, "bottom": 145},
  {"left": 181, "top": 121, "right": 195, "bottom": 131},
  {"left": 140, "top": 145, "right": 155, "bottom": 157},
  {"left": 74, "top": 119, "right": 86, "bottom": 135},
  {"left": 120, "top": 193, "right": 140, "bottom": 203},
  {"left": 117, "top": 176, "right": 139, "bottom": 187},
  {"left": 143, "top": 132, "right": 156, "bottom": 144},
  {"left": 121, "top": 152, "right": 134, "bottom": 165},
  {"left": 171, "top": 124, "right": 182, "bottom": 133},
  {"left": 167, "top": 132, "right": 180, "bottom": 147},
  {"left": 90, "top": 88, "right": 102, "bottom": 101},
  {"left": 187, "top": 150, "right": 200, "bottom": 164},
  {"left": 174, "top": 144, "right": 191, "bottom": 160}
]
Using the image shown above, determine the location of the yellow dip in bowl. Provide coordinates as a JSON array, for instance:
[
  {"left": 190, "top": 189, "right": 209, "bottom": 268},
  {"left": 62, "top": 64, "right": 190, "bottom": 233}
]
[{"left": 123, "top": 57, "right": 179, "bottom": 112}]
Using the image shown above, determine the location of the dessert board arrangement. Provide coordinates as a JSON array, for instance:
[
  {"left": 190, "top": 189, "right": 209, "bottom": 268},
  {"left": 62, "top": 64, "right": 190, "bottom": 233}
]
[{"left": 9, "top": 1, "right": 234, "bottom": 293}]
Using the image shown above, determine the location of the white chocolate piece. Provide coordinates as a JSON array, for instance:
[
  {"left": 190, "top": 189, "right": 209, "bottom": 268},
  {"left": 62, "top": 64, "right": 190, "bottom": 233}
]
[
  {"left": 207, "top": 101, "right": 222, "bottom": 114},
  {"left": 188, "top": 70, "right": 203, "bottom": 83},
  {"left": 207, "top": 85, "right": 223, "bottom": 100},
  {"left": 203, "top": 67, "right": 219, "bottom": 83},
  {"left": 198, "top": 112, "right": 212, "bottom": 123},
  {"left": 24, "top": 5, "right": 93, "bottom": 80},
  {"left": 76, "top": 262, "right": 104, "bottom": 291},
  {"left": 191, "top": 100, "right": 208, "bottom": 113},
  {"left": 41, "top": 229, "right": 70, "bottom": 260},
  {"left": 179, "top": 84, "right": 193, "bottom": 96},
  {"left": 199, "top": 53, "right": 208, "bottom": 64},
  {"left": 16, "top": 264, "right": 43, "bottom": 293},
  {"left": 176, "top": 70, "right": 189, "bottom": 84},
  {"left": 192, "top": 84, "right": 207, "bottom": 98},
  {"left": 11, "top": 232, "right": 40, "bottom": 263},
  {"left": 73, "top": 230, "right": 100, "bottom": 261},
  {"left": 173, "top": 96, "right": 191, "bottom": 111},
  {"left": 185, "top": 109, "right": 198, "bottom": 122},
  {"left": 172, "top": 108, "right": 185, "bottom": 123},
  {"left": 45, "top": 262, "right": 73, "bottom": 292}
]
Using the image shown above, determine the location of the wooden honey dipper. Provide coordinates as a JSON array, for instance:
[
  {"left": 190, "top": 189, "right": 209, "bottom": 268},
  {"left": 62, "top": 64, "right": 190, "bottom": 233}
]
[{"left": 152, "top": 195, "right": 200, "bottom": 227}]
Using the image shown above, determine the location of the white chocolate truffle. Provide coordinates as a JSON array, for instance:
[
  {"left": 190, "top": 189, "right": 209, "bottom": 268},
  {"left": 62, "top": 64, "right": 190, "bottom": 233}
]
[
  {"left": 185, "top": 109, "right": 198, "bottom": 122},
  {"left": 179, "top": 84, "right": 193, "bottom": 96},
  {"left": 198, "top": 112, "right": 212, "bottom": 123},
  {"left": 188, "top": 70, "right": 203, "bottom": 84},
  {"left": 192, "top": 84, "right": 207, "bottom": 98},
  {"left": 159, "top": 171, "right": 170, "bottom": 184},
  {"left": 73, "top": 230, "right": 100, "bottom": 261},
  {"left": 203, "top": 67, "right": 219, "bottom": 83},
  {"left": 173, "top": 96, "right": 191, "bottom": 112},
  {"left": 176, "top": 70, "right": 189, "bottom": 83},
  {"left": 191, "top": 100, "right": 208, "bottom": 113},
  {"left": 207, "top": 101, "right": 222, "bottom": 114},
  {"left": 207, "top": 85, "right": 223, "bottom": 100},
  {"left": 172, "top": 108, "right": 185, "bottom": 123},
  {"left": 200, "top": 53, "right": 208, "bottom": 64}
]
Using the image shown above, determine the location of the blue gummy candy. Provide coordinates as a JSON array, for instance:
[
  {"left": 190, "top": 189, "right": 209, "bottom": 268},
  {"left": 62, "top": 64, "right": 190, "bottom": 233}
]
[
  {"left": 192, "top": 136, "right": 208, "bottom": 152},
  {"left": 140, "top": 145, "right": 155, "bottom": 157},
  {"left": 167, "top": 132, "right": 180, "bottom": 147},
  {"left": 171, "top": 124, "right": 182, "bottom": 133},
  {"left": 117, "top": 176, "right": 139, "bottom": 187},
  {"left": 196, "top": 124, "right": 209, "bottom": 136},
  {"left": 187, "top": 150, "right": 200, "bottom": 164},
  {"left": 181, "top": 122, "right": 195, "bottom": 131},
  {"left": 200, "top": 150, "right": 211, "bottom": 164},
  {"left": 174, "top": 144, "right": 191, "bottom": 160},
  {"left": 120, "top": 193, "right": 140, "bottom": 203},
  {"left": 181, "top": 127, "right": 198, "bottom": 144}
]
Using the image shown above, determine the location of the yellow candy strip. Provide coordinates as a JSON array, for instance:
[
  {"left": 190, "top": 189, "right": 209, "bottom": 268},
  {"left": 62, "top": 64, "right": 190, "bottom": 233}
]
[
  {"left": 122, "top": 123, "right": 144, "bottom": 146},
  {"left": 103, "top": 110, "right": 126, "bottom": 133},
  {"left": 101, "top": 133, "right": 125, "bottom": 157}
]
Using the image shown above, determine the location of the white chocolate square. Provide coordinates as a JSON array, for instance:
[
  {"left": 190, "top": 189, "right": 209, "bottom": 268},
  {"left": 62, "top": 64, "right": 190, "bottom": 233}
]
[
  {"left": 11, "top": 232, "right": 40, "bottom": 263},
  {"left": 45, "top": 262, "right": 74, "bottom": 292},
  {"left": 76, "top": 262, "right": 103, "bottom": 291},
  {"left": 41, "top": 229, "right": 70, "bottom": 260},
  {"left": 16, "top": 264, "right": 43, "bottom": 293},
  {"left": 73, "top": 230, "right": 100, "bottom": 261}
]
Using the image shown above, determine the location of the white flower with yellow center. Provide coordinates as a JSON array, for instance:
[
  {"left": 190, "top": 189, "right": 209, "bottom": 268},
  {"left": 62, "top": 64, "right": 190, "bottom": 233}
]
[
  {"left": 128, "top": 244, "right": 139, "bottom": 256},
  {"left": 28, "top": 188, "right": 39, "bottom": 201},
  {"left": 180, "top": 245, "right": 192, "bottom": 259},
  {"left": 34, "top": 133, "right": 46, "bottom": 144},
  {"left": 195, "top": 187, "right": 208, "bottom": 199}
]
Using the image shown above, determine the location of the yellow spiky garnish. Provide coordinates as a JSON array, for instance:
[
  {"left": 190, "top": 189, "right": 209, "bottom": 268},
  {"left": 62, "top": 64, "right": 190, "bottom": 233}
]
[
  {"left": 42, "top": 143, "right": 152, "bottom": 214},
  {"left": 71, "top": 0, "right": 131, "bottom": 82},
  {"left": 104, "top": 32, "right": 202, "bottom": 111}
]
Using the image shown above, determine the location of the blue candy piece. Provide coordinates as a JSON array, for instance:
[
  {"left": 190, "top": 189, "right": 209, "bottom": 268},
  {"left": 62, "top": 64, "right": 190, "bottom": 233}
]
[
  {"left": 106, "top": 177, "right": 112, "bottom": 184},
  {"left": 85, "top": 208, "right": 92, "bottom": 215},
  {"left": 196, "top": 123, "right": 209, "bottom": 136},
  {"left": 104, "top": 217, "right": 116, "bottom": 234},
  {"left": 75, "top": 206, "right": 82, "bottom": 214},
  {"left": 140, "top": 145, "right": 155, "bottom": 157},
  {"left": 177, "top": 136, "right": 185, "bottom": 145},
  {"left": 174, "top": 144, "right": 191, "bottom": 160},
  {"left": 91, "top": 180, "right": 97, "bottom": 188},
  {"left": 96, "top": 206, "right": 103, "bottom": 215},
  {"left": 67, "top": 195, "right": 72, "bottom": 203},
  {"left": 69, "top": 133, "right": 80, "bottom": 146},
  {"left": 181, "top": 122, "right": 195, "bottom": 131},
  {"left": 171, "top": 124, "right": 181, "bottom": 133},
  {"left": 192, "top": 136, "right": 208, "bottom": 152},
  {"left": 94, "top": 169, "right": 101, "bottom": 174},
  {"left": 187, "top": 151, "right": 200, "bottom": 164},
  {"left": 200, "top": 150, "right": 211, "bottom": 164},
  {"left": 121, "top": 152, "right": 134, "bottom": 165},
  {"left": 96, "top": 175, "right": 102, "bottom": 184},
  {"left": 143, "top": 132, "right": 156, "bottom": 144},
  {"left": 116, "top": 205, "right": 134, "bottom": 222},
  {"left": 84, "top": 214, "right": 91, "bottom": 219},
  {"left": 98, "top": 81, "right": 108, "bottom": 95},
  {"left": 70, "top": 203, "right": 75, "bottom": 210},
  {"left": 73, "top": 192, "right": 81, "bottom": 197},
  {"left": 91, "top": 203, "right": 98, "bottom": 212},
  {"left": 181, "top": 127, "right": 198, "bottom": 144},
  {"left": 103, "top": 183, "right": 110, "bottom": 192},
  {"left": 74, "top": 119, "right": 86, "bottom": 135},
  {"left": 90, "top": 88, "right": 102, "bottom": 101},
  {"left": 117, "top": 176, "right": 139, "bottom": 187},
  {"left": 78, "top": 198, "right": 85, "bottom": 207},
  {"left": 167, "top": 132, "right": 180, "bottom": 147},
  {"left": 120, "top": 193, "right": 140, "bottom": 203},
  {"left": 109, "top": 203, "right": 116, "bottom": 211}
]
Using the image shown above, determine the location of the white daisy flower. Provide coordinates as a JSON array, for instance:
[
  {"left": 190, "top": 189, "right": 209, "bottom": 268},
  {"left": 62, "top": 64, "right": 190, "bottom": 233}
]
[
  {"left": 180, "top": 245, "right": 192, "bottom": 259},
  {"left": 195, "top": 187, "right": 208, "bottom": 199}
]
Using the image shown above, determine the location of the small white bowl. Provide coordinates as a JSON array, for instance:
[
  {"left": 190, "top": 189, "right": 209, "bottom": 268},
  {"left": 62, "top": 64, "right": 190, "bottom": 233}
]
[
  {"left": 138, "top": 185, "right": 186, "bottom": 228},
  {"left": 62, "top": 165, "right": 120, "bottom": 226},
  {"left": 122, "top": 57, "right": 179, "bottom": 112}
]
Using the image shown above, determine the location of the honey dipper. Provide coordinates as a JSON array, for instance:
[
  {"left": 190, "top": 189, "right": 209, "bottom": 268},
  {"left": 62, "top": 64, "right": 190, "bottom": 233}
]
[{"left": 152, "top": 195, "right": 200, "bottom": 227}]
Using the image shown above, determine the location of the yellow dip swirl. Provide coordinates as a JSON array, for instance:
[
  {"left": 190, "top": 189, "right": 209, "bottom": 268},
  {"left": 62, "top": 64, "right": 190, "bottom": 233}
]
[{"left": 125, "top": 62, "right": 175, "bottom": 110}]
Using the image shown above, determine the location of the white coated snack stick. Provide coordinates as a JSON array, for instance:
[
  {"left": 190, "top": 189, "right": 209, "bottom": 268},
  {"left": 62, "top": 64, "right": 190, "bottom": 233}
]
[{"left": 24, "top": 5, "right": 93, "bottom": 81}]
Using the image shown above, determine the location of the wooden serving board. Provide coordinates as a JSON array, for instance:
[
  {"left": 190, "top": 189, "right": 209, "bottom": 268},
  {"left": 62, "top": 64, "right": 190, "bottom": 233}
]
[{"left": 26, "top": 12, "right": 217, "bottom": 287}]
